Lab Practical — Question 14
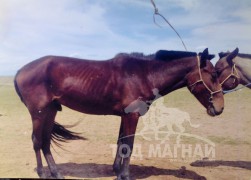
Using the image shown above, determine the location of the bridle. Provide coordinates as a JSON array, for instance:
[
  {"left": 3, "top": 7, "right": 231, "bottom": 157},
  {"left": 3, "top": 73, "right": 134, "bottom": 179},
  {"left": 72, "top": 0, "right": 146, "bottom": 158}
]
[
  {"left": 219, "top": 63, "right": 240, "bottom": 86},
  {"left": 189, "top": 56, "right": 222, "bottom": 102},
  {"left": 219, "top": 63, "right": 251, "bottom": 94}
]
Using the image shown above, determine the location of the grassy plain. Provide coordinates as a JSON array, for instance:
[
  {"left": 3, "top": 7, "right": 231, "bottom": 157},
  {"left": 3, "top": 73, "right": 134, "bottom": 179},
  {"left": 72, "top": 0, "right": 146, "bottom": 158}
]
[{"left": 0, "top": 77, "right": 251, "bottom": 179}]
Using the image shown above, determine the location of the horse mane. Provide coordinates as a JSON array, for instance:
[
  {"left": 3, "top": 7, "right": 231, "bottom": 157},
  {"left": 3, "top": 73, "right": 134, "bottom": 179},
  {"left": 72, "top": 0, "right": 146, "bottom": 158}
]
[
  {"left": 115, "top": 52, "right": 155, "bottom": 60},
  {"left": 155, "top": 50, "right": 197, "bottom": 61},
  {"left": 219, "top": 51, "right": 251, "bottom": 59},
  {"left": 238, "top": 53, "right": 251, "bottom": 59},
  {"left": 115, "top": 50, "right": 197, "bottom": 61}
]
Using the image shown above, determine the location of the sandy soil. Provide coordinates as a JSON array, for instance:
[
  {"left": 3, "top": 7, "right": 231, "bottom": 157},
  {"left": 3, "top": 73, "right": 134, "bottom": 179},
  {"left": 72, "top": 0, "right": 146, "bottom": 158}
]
[{"left": 0, "top": 77, "right": 251, "bottom": 180}]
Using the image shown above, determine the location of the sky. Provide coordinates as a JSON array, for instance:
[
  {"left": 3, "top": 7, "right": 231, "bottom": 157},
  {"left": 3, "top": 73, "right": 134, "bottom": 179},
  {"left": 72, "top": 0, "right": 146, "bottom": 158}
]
[{"left": 0, "top": 0, "right": 251, "bottom": 75}]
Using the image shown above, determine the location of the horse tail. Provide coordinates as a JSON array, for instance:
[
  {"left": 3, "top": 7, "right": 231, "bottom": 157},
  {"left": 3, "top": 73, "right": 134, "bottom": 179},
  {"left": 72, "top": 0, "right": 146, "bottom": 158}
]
[
  {"left": 14, "top": 72, "right": 25, "bottom": 104},
  {"left": 51, "top": 122, "right": 86, "bottom": 147},
  {"left": 15, "top": 70, "right": 85, "bottom": 147}
]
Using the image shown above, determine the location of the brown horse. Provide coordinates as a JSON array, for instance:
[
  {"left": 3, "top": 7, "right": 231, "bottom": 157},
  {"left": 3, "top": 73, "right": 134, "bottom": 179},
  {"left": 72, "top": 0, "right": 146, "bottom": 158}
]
[
  {"left": 216, "top": 48, "right": 251, "bottom": 91},
  {"left": 14, "top": 48, "right": 224, "bottom": 179}
]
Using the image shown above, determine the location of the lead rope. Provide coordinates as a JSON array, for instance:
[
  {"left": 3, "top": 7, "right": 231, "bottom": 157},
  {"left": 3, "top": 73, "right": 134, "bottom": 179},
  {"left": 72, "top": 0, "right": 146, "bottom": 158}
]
[
  {"left": 223, "top": 83, "right": 251, "bottom": 94},
  {"left": 150, "top": 0, "right": 188, "bottom": 51}
]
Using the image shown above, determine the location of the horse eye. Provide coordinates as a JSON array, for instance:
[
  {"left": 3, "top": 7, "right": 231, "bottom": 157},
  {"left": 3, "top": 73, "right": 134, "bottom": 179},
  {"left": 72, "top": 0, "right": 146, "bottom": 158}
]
[
  {"left": 216, "top": 70, "right": 221, "bottom": 76},
  {"left": 212, "top": 72, "right": 218, "bottom": 80}
]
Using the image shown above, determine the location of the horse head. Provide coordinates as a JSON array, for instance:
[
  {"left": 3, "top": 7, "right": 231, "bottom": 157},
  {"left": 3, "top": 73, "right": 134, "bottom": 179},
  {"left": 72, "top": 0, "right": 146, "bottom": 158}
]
[
  {"left": 215, "top": 48, "right": 240, "bottom": 91},
  {"left": 186, "top": 48, "right": 224, "bottom": 116}
]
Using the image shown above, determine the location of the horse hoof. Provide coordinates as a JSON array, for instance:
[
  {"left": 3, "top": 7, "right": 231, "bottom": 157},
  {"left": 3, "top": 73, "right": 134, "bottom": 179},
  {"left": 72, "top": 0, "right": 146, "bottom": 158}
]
[
  {"left": 117, "top": 177, "right": 131, "bottom": 180},
  {"left": 38, "top": 172, "right": 46, "bottom": 179},
  {"left": 36, "top": 168, "right": 46, "bottom": 179},
  {"left": 52, "top": 172, "right": 64, "bottom": 179},
  {"left": 113, "top": 165, "right": 121, "bottom": 175},
  {"left": 117, "top": 174, "right": 131, "bottom": 180}
]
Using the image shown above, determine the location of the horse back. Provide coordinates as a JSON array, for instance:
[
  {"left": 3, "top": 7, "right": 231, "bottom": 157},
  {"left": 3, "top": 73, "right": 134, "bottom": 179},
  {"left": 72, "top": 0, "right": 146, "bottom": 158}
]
[
  {"left": 15, "top": 56, "right": 153, "bottom": 115},
  {"left": 15, "top": 56, "right": 116, "bottom": 113}
]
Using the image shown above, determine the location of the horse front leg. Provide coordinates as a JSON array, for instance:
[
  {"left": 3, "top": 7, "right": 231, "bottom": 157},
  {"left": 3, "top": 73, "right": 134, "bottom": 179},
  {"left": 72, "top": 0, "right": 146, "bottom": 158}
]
[
  {"left": 117, "top": 113, "right": 139, "bottom": 180},
  {"left": 113, "top": 118, "right": 124, "bottom": 175}
]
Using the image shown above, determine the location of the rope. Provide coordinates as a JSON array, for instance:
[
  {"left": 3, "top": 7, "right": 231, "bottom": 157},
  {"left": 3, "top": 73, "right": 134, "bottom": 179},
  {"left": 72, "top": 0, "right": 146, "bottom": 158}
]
[
  {"left": 150, "top": 0, "right": 188, "bottom": 51},
  {"left": 223, "top": 83, "right": 251, "bottom": 94}
]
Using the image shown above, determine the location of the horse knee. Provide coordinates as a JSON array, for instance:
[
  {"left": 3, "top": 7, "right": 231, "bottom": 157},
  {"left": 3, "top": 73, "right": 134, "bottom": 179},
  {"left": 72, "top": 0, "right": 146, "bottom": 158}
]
[
  {"left": 32, "top": 134, "right": 42, "bottom": 151},
  {"left": 42, "top": 145, "right": 51, "bottom": 155},
  {"left": 113, "top": 162, "right": 121, "bottom": 174}
]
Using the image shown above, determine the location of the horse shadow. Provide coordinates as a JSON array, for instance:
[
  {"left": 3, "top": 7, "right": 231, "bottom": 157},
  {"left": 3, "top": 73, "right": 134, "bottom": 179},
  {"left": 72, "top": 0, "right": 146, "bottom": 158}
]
[
  {"left": 190, "top": 160, "right": 251, "bottom": 170},
  {"left": 43, "top": 163, "right": 207, "bottom": 179}
]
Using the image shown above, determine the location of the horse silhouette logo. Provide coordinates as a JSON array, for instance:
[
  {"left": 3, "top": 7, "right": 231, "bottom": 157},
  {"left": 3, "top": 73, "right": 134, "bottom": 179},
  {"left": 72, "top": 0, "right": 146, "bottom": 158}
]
[
  {"left": 124, "top": 88, "right": 215, "bottom": 146},
  {"left": 140, "top": 100, "right": 200, "bottom": 144}
]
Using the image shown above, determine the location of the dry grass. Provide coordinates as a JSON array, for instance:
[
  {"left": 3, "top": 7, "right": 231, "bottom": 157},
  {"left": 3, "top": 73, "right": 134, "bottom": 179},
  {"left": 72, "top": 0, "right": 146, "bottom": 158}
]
[{"left": 0, "top": 77, "right": 251, "bottom": 179}]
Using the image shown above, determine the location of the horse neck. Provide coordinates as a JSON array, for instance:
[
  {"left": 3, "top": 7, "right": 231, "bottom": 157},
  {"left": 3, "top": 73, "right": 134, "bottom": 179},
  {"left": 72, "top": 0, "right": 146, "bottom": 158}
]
[
  {"left": 234, "top": 57, "right": 251, "bottom": 85},
  {"left": 146, "top": 57, "right": 197, "bottom": 95}
]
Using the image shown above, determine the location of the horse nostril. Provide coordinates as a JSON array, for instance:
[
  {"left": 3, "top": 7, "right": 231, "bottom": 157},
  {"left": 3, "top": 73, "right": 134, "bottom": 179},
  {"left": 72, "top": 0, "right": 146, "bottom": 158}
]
[
  {"left": 215, "top": 107, "right": 224, "bottom": 115},
  {"left": 209, "top": 105, "right": 224, "bottom": 116}
]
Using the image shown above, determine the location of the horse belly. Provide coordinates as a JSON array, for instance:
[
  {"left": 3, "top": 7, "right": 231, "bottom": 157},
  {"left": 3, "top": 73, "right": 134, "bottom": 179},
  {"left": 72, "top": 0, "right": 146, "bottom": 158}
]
[{"left": 58, "top": 93, "right": 119, "bottom": 115}]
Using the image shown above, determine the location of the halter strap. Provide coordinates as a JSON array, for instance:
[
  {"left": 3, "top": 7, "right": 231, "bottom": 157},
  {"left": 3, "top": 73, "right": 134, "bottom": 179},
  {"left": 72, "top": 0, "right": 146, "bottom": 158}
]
[
  {"left": 220, "top": 64, "right": 251, "bottom": 94},
  {"left": 189, "top": 56, "right": 222, "bottom": 99},
  {"left": 220, "top": 64, "right": 240, "bottom": 86}
]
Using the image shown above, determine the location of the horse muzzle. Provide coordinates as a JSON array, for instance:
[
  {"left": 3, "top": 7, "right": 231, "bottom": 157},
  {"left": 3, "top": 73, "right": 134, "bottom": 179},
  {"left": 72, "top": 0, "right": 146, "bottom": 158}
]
[{"left": 207, "top": 105, "right": 223, "bottom": 116}]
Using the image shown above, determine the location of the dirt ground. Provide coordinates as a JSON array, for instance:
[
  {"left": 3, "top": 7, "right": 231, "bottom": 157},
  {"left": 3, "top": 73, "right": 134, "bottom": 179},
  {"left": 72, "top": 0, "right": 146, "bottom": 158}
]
[{"left": 0, "top": 77, "right": 251, "bottom": 180}]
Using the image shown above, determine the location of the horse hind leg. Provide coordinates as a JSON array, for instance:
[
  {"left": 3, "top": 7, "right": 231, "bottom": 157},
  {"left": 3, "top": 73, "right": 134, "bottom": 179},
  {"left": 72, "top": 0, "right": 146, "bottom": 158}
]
[
  {"left": 41, "top": 103, "right": 63, "bottom": 179},
  {"left": 31, "top": 102, "right": 63, "bottom": 179},
  {"left": 31, "top": 111, "right": 47, "bottom": 178},
  {"left": 113, "top": 118, "right": 124, "bottom": 175},
  {"left": 32, "top": 119, "right": 46, "bottom": 178}
]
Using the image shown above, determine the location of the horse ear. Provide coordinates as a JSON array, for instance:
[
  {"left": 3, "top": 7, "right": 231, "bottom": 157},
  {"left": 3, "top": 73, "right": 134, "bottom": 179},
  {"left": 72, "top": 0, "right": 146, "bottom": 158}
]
[
  {"left": 208, "top": 54, "right": 215, "bottom": 60},
  {"left": 200, "top": 48, "right": 209, "bottom": 68},
  {"left": 226, "top": 48, "right": 239, "bottom": 66},
  {"left": 219, "top": 52, "right": 225, "bottom": 58}
]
